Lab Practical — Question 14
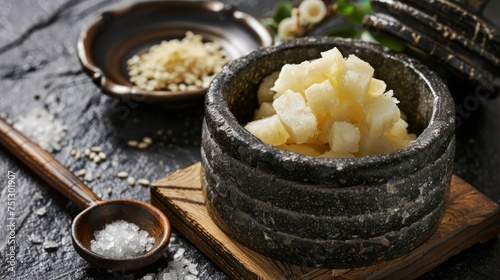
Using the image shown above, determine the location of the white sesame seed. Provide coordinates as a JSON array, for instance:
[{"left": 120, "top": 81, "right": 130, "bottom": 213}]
[
  {"left": 98, "top": 152, "right": 106, "bottom": 160},
  {"left": 117, "top": 172, "right": 129, "bottom": 179},
  {"left": 84, "top": 149, "right": 90, "bottom": 156},
  {"left": 91, "top": 146, "right": 102, "bottom": 152},
  {"left": 138, "top": 179, "right": 150, "bottom": 186},
  {"left": 143, "top": 137, "right": 153, "bottom": 144},
  {"left": 76, "top": 169, "right": 86, "bottom": 177},
  {"left": 127, "top": 140, "right": 138, "bottom": 147},
  {"left": 70, "top": 149, "right": 76, "bottom": 156},
  {"left": 93, "top": 155, "right": 101, "bottom": 163},
  {"left": 89, "top": 152, "right": 96, "bottom": 160},
  {"left": 75, "top": 151, "right": 81, "bottom": 160},
  {"left": 138, "top": 142, "right": 149, "bottom": 149},
  {"left": 128, "top": 177, "right": 136, "bottom": 186},
  {"left": 107, "top": 187, "right": 112, "bottom": 195},
  {"left": 96, "top": 173, "right": 101, "bottom": 179}
]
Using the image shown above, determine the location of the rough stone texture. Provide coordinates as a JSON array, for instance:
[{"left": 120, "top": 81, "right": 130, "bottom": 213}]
[
  {"left": 202, "top": 121, "right": 455, "bottom": 217},
  {"left": 204, "top": 181, "right": 446, "bottom": 268},
  {"left": 205, "top": 38, "right": 455, "bottom": 187},
  {"left": 0, "top": 0, "right": 499, "bottom": 279},
  {"left": 202, "top": 144, "right": 452, "bottom": 240},
  {"left": 202, "top": 37, "right": 456, "bottom": 266}
]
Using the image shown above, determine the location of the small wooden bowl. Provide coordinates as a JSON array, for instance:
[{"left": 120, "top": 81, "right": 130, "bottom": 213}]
[
  {"left": 202, "top": 37, "right": 455, "bottom": 268},
  {"left": 77, "top": 0, "right": 273, "bottom": 107}
]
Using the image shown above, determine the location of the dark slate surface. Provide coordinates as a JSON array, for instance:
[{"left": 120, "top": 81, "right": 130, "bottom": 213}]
[{"left": 0, "top": 0, "right": 499, "bottom": 279}]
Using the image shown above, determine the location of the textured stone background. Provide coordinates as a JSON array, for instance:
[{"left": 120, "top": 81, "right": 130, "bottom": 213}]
[{"left": 0, "top": 0, "right": 499, "bottom": 279}]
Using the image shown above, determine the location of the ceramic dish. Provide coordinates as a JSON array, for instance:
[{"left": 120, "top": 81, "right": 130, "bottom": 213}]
[{"left": 77, "top": 0, "right": 273, "bottom": 106}]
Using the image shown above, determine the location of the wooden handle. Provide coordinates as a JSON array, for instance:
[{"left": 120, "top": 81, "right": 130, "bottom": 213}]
[{"left": 0, "top": 117, "right": 101, "bottom": 209}]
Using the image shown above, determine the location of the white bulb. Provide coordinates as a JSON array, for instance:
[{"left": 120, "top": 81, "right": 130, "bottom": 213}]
[
  {"left": 299, "top": 0, "right": 327, "bottom": 24},
  {"left": 278, "top": 17, "right": 299, "bottom": 40}
]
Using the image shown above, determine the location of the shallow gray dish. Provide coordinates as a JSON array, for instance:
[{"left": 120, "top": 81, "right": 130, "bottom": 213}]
[{"left": 202, "top": 37, "right": 455, "bottom": 268}]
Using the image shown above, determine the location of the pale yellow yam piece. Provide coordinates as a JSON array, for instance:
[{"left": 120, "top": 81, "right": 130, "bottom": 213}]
[
  {"left": 328, "top": 121, "right": 360, "bottom": 154},
  {"left": 271, "top": 61, "right": 319, "bottom": 96},
  {"left": 385, "top": 119, "right": 416, "bottom": 150},
  {"left": 318, "top": 150, "right": 355, "bottom": 158},
  {"left": 368, "top": 78, "right": 387, "bottom": 98},
  {"left": 338, "top": 55, "right": 374, "bottom": 103},
  {"left": 317, "top": 115, "right": 335, "bottom": 143},
  {"left": 385, "top": 118, "right": 414, "bottom": 140},
  {"left": 305, "top": 80, "right": 339, "bottom": 117},
  {"left": 273, "top": 90, "right": 318, "bottom": 144},
  {"left": 278, "top": 144, "right": 322, "bottom": 157},
  {"left": 258, "top": 71, "right": 279, "bottom": 105},
  {"left": 310, "top": 47, "right": 344, "bottom": 87},
  {"left": 318, "top": 48, "right": 344, "bottom": 87},
  {"left": 244, "top": 115, "right": 290, "bottom": 146},
  {"left": 253, "top": 102, "right": 276, "bottom": 120},
  {"left": 357, "top": 135, "right": 393, "bottom": 156},
  {"left": 386, "top": 135, "right": 414, "bottom": 151},
  {"left": 363, "top": 91, "right": 401, "bottom": 138}
]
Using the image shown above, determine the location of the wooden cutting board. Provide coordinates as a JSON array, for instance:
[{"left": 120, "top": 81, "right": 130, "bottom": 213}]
[{"left": 151, "top": 163, "right": 500, "bottom": 280}]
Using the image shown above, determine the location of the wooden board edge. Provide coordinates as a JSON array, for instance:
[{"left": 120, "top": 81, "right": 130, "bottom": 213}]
[
  {"left": 151, "top": 188, "right": 260, "bottom": 280},
  {"left": 151, "top": 164, "right": 500, "bottom": 280}
]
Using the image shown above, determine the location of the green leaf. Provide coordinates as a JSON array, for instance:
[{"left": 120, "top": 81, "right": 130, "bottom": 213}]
[
  {"left": 272, "top": 1, "right": 293, "bottom": 23},
  {"left": 337, "top": 0, "right": 373, "bottom": 24},
  {"left": 364, "top": 31, "right": 406, "bottom": 52}
]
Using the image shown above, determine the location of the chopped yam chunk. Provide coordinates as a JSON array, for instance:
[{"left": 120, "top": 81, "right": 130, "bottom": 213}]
[
  {"left": 244, "top": 115, "right": 290, "bottom": 145},
  {"left": 273, "top": 90, "right": 318, "bottom": 144}
]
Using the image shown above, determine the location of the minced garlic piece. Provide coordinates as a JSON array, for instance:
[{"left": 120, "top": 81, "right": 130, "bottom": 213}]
[{"left": 127, "top": 31, "right": 228, "bottom": 92}]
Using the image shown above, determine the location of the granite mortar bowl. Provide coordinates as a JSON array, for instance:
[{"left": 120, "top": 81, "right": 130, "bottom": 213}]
[{"left": 202, "top": 37, "right": 455, "bottom": 268}]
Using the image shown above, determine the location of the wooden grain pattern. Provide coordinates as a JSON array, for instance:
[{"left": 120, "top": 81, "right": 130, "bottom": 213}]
[
  {"left": 151, "top": 163, "right": 500, "bottom": 280},
  {"left": 0, "top": 117, "right": 101, "bottom": 209}
]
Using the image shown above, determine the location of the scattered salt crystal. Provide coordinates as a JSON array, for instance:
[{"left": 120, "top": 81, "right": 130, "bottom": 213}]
[
  {"left": 12, "top": 107, "right": 66, "bottom": 153},
  {"left": 187, "top": 263, "right": 198, "bottom": 275},
  {"left": 162, "top": 271, "right": 178, "bottom": 280},
  {"left": 184, "top": 275, "right": 198, "bottom": 280},
  {"left": 30, "top": 233, "right": 43, "bottom": 244},
  {"left": 43, "top": 240, "right": 59, "bottom": 251},
  {"left": 173, "top": 247, "right": 185, "bottom": 261},
  {"left": 84, "top": 171, "right": 93, "bottom": 182},
  {"left": 36, "top": 206, "right": 46, "bottom": 216},
  {"left": 90, "top": 220, "right": 155, "bottom": 259}
]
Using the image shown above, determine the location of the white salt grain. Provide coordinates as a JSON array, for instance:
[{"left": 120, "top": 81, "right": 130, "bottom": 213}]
[
  {"left": 13, "top": 107, "right": 66, "bottom": 153},
  {"left": 90, "top": 220, "right": 155, "bottom": 259},
  {"left": 173, "top": 247, "right": 185, "bottom": 261}
]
